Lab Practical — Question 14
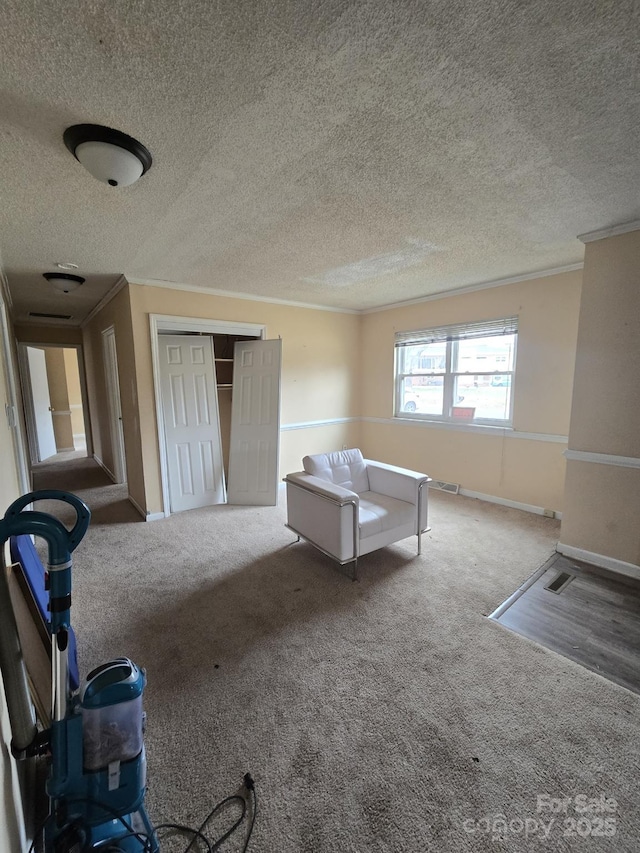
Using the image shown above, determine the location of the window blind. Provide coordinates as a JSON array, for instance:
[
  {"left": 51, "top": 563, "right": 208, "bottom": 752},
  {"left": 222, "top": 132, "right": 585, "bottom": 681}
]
[{"left": 395, "top": 316, "right": 518, "bottom": 347}]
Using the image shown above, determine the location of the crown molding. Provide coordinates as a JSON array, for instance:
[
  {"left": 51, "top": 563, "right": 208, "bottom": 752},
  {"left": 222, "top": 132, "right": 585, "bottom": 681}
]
[
  {"left": 577, "top": 220, "right": 640, "bottom": 244},
  {"left": 129, "top": 262, "right": 584, "bottom": 317},
  {"left": 126, "top": 276, "right": 360, "bottom": 314},
  {"left": 80, "top": 274, "right": 128, "bottom": 328},
  {"left": 362, "top": 262, "right": 584, "bottom": 314}
]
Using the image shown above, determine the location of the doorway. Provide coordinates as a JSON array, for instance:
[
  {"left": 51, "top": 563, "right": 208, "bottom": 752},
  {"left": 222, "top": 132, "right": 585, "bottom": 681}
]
[
  {"left": 150, "top": 315, "right": 281, "bottom": 516},
  {"left": 18, "top": 343, "right": 91, "bottom": 466}
]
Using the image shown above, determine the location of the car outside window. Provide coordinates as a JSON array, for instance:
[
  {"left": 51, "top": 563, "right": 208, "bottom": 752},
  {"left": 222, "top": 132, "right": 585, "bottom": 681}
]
[{"left": 394, "top": 318, "right": 518, "bottom": 425}]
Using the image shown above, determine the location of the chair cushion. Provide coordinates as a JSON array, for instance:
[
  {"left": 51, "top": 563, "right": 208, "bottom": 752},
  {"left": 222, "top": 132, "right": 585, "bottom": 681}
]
[
  {"left": 358, "top": 492, "right": 415, "bottom": 539},
  {"left": 302, "top": 448, "right": 370, "bottom": 494}
]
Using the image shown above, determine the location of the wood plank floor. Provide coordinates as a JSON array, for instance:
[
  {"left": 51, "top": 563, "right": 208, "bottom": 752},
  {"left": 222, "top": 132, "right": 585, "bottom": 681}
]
[{"left": 490, "top": 553, "right": 640, "bottom": 695}]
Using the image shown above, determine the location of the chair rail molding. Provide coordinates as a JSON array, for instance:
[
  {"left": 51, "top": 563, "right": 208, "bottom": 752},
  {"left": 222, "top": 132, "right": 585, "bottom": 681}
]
[
  {"left": 281, "top": 417, "right": 359, "bottom": 431},
  {"left": 364, "top": 416, "right": 568, "bottom": 443},
  {"left": 563, "top": 449, "right": 640, "bottom": 469}
]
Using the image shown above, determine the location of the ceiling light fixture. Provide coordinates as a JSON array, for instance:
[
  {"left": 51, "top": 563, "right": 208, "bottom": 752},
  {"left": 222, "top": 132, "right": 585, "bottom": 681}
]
[
  {"left": 43, "top": 272, "right": 86, "bottom": 293},
  {"left": 63, "top": 124, "right": 153, "bottom": 187}
]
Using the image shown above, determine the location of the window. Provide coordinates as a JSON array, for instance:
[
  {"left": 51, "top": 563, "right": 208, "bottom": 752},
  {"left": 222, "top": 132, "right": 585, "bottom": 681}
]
[{"left": 394, "top": 317, "right": 518, "bottom": 425}]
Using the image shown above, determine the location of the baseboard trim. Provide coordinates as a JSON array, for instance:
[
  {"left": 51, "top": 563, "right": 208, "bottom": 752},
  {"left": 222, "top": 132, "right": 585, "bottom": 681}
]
[
  {"left": 128, "top": 495, "right": 164, "bottom": 522},
  {"left": 93, "top": 454, "right": 116, "bottom": 484},
  {"left": 459, "top": 488, "right": 562, "bottom": 519},
  {"left": 556, "top": 542, "right": 640, "bottom": 581}
]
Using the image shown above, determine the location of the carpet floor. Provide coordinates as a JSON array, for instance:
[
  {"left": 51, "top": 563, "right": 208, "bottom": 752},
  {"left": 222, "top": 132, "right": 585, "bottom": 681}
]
[{"left": 31, "top": 457, "right": 640, "bottom": 852}]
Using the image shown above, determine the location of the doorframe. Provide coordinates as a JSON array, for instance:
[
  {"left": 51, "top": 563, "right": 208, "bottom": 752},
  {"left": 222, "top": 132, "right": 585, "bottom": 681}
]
[
  {"left": 149, "top": 314, "right": 266, "bottom": 517},
  {"left": 0, "top": 301, "right": 30, "bottom": 492},
  {"left": 101, "top": 326, "right": 127, "bottom": 484},
  {"left": 17, "top": 341, "right": 93, "bottom": 466}
]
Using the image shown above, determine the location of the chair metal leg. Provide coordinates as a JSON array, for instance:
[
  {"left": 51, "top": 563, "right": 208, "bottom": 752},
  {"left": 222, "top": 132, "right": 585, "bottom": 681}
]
[
  {"left": 418, "top": 529, "right": 422, "bottom": 556},
  {"left": 351, "top": 559, "right": 358, "bottom": 582}
]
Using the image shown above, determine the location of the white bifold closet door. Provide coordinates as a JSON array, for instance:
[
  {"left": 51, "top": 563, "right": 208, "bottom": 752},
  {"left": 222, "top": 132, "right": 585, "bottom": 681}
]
[
  {"left": 227, "top": 338, "right": 282, "bottom": 506},
  {"left": 159, "top": 334, "right": 226, "bottom": 512}
]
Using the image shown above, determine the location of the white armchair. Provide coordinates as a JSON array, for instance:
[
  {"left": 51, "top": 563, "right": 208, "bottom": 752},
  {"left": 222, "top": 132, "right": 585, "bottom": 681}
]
[{"left": 284, "top": 448, "right": 431, "bottom": 579}]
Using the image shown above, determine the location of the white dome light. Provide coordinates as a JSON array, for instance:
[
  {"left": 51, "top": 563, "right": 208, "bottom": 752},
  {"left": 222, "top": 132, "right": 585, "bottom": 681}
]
[
  {"left": 75, "top": 140, "right": 145, "bottom": 187},
  {"left": 64, "top": 124, "right": 152, "bottom": 188},
  {"left": 43, "top": 272, "right": 85, "bottom": 293}
]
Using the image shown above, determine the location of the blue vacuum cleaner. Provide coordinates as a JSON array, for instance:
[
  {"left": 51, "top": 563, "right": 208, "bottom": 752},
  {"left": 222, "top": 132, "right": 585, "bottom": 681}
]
[{"left": 0, "top": 490, "right": 158, "bottom": 852}]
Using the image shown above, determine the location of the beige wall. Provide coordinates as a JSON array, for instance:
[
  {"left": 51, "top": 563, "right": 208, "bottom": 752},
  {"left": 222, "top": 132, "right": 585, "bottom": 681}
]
[
  {"left": 14, "top": 324, "right": 82, "bottom": 346},
  {"left": 562, "top": 461, "right": 640, "bottom": 565},
  {"left": 128, "top": 282, "right": 362, "bottom": 514},
  {"left": 82, "top": 285, "right": 146, "bottom": 506},
  {"left": 561, "top": 230, "right": 640, "bottom": 567},
  {"left": 360, "top": 270, "right": 582, "bottom": 512},
  {"left": 95, "top": 274, "right": 581, "bottom": 517}
]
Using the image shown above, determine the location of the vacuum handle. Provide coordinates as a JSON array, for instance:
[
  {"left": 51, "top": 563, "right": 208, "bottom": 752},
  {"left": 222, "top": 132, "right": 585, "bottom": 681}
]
[{"left": 5, "top": 490, "right": 90, "bottom": 553}]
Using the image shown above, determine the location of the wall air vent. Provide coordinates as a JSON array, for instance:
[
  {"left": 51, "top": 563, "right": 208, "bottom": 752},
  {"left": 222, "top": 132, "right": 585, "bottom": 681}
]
[
  {"left": 29, "top": 311, "right": 73, "bottom": 320},
  {"left": 429, "top": 480, "right": 460, "bottom": 495}
]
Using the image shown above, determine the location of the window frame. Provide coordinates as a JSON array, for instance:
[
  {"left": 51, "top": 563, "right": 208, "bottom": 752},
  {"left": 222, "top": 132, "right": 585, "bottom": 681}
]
[{"left": 394, "top": 318, "right": 518, "bottom": 427}]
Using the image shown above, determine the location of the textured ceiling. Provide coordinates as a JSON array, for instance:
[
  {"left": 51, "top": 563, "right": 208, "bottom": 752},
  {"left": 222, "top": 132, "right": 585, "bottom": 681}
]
[{"left": 1, "top": 0, "right": 638, "bottom": 322}]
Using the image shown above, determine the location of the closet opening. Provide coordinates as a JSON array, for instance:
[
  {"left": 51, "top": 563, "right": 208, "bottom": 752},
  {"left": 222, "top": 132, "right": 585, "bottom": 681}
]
[{"left": 150, "top": 315, "right": 281, "bottom": 517}]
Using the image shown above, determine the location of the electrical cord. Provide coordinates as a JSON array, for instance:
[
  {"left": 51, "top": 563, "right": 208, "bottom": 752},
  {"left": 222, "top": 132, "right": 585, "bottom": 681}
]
[
  {"left": 181, "top": 794, "right": 246, "bottom": 852},
  {"left": 156, "top": 773, "right": 257, "bottom": 853},
  {"left": 153, "top": 821, "right": 213, "bottom": 852}
]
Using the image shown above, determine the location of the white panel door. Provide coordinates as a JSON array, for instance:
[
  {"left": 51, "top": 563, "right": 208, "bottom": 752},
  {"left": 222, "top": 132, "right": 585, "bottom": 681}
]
[
  {"left": 26, "top": 347, "right": 57, "bottom": 461},
  {"left": 159, "top": 335, "right": 226, "bottom": 512},
  {"left": 227, "top": 338, "right": 282, "bottom": 506}
]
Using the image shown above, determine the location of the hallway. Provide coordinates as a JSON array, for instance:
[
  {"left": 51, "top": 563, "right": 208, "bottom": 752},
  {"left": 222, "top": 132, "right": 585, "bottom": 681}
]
[{"left": 30, "top": 455, "right": 141, "bottom": 526}]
